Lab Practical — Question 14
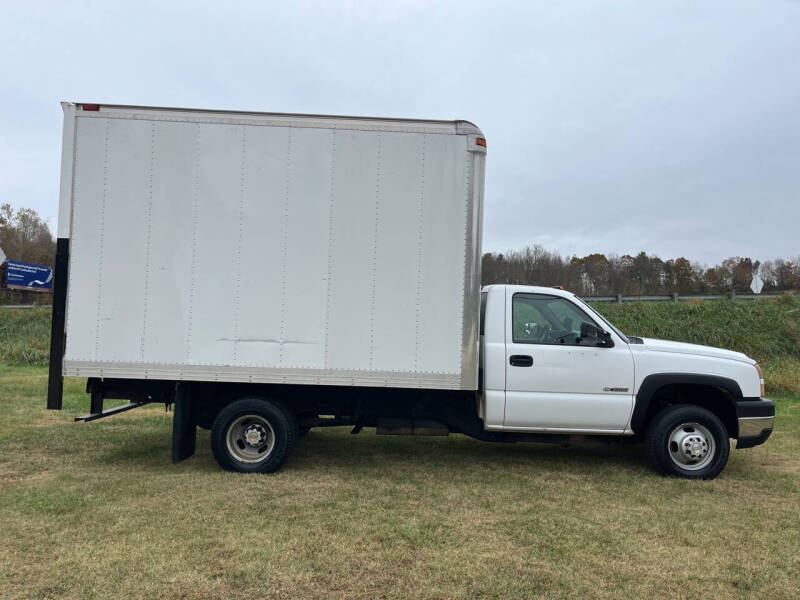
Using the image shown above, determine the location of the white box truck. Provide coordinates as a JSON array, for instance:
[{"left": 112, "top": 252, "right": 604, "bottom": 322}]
[{"left": 48, "top": 102, "right": 773, "bottom": 479}]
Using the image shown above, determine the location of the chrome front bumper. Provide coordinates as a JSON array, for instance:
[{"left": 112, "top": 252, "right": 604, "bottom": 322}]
[
  {"left": 736, "top": 398, "right": 775, "bottom": 449},
  {"left": 738, "top": 416, "right": 774, "bottom": 438}
]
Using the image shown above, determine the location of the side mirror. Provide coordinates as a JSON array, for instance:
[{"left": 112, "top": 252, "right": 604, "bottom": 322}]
[{"left": 580, "top": 322, "right": 613, "bottom": 347}]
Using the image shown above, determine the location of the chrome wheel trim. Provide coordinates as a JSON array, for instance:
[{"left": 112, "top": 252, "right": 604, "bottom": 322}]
[
  {"left": 225, "top": 414, "right": 276, "bottom": 464},
  {"left": 667, "top": 422, "right": 715, "bottom": 471}
]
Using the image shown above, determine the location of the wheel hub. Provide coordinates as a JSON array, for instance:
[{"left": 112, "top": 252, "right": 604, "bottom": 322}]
[
  {"left": 668, "top": 422, "right": 715, "bottom": 471},
  {"left": 225, "top": 414, "right": 276, "bottom": 463},
  {"left": 682, "top": 436, "right": 708, "bottom": 461},
  {"left": 243, "top": 424, "right": 266, "bottom": 447}
]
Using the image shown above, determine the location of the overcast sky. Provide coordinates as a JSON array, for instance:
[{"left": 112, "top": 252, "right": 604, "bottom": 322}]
[{"left": 1, "top": 0, "right": 798, "bottom": 265}]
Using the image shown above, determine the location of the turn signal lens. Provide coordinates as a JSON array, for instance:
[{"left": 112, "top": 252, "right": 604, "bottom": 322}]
[{"left": 754, "top": 363, "right": 765, "bottom": 396}]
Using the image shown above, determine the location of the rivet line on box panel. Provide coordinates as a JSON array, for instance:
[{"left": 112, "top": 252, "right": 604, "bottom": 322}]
[
  {"left": 94, "top": 119, "right": 110, "bottom": 360},
  {"left": 186, "top": 124, "right": 201, "bottom": 361},
  {"left": 414, "top": 134, "right": 427, "bottom": 372},
  {"left": 279, "top": 129, "right": 293, "bottom": 364},
  {"left": 233, "top": 125, "right": 247, "bottom": 362},
  {"left": 140, "top": 121, "right": 156, "bottom": 361},
  {"left": 323, "top": 129, "right": 337, "bottom": 368},
  {"left": 368, "top": 133, "right": 382, "bottom": 369}
]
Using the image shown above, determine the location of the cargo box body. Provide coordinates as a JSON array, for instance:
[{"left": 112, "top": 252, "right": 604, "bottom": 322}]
[{"left": 55, "top": 103, "right": 486, "bottom": 390}]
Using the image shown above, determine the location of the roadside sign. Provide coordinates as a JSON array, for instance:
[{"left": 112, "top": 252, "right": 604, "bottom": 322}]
[
  {"left": 4, "top": 260, "right": 53, "bottom": 292},
  {"left": 750, "top": 274, "right": 764, "bottom": 294}
]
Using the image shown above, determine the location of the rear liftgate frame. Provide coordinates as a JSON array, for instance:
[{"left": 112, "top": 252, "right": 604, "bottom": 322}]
[
  {"left": 73, "top": 378, "right": 196, "bottom": 464},
  {"left": 47, "top": 103, "right": 198, "bottom": 464},
  {"left": 46, "top": 238, "right": 70, "bottom": 410}
]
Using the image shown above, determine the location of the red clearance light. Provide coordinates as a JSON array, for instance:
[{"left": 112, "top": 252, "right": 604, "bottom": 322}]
[
  {"left": 82, "top": 104, "right": 100, "bottom": 111},
  {"left": 476, "top": 137, "right": 487, "bottom": 148}
]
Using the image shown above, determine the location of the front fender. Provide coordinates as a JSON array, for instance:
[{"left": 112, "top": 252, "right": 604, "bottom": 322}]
[{"left": 630, "top": 373, "right": 742, "bottom": 434}]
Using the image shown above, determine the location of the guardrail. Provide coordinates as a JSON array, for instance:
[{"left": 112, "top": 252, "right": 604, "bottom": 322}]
[{"left": 584, "top": 291, "right": 796, "bottom": 303}]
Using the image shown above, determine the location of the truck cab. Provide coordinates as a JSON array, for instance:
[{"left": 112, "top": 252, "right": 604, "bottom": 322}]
[{"left": 478, "top": 285, "right": 774, "bottom": 478}]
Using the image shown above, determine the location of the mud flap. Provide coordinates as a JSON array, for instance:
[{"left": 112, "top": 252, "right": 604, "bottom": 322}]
[{"left": 171, "top": 383, "right": 197, "bottom": 463}]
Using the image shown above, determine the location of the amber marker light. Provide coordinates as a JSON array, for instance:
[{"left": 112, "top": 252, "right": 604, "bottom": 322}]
[{"left": 754, "top": 363, "right": 765, "bottom": 396}]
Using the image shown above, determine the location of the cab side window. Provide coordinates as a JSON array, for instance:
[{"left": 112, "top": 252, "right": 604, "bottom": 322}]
[{"left": 512, "top": 294, "right": 601, "bottom": 346}]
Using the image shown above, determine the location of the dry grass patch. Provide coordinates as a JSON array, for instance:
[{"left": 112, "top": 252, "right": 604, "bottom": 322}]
[{"left": 1, "top": 367, "right": 799, "bottom": 599}]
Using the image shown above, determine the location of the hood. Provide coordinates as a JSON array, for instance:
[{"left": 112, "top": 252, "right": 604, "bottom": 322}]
[{"left": 638, "top": 338, "right": 754, "bottom": 364}]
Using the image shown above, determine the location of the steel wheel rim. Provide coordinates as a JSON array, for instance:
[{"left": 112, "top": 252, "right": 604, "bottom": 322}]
[
  {"left": 225, "top": 414, "right": 276, "bottom": 463},
  {"left": 667, "top": 422, "right": 715, "bottom": 471}
]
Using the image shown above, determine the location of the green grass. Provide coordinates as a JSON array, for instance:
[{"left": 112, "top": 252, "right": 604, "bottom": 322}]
[
  {"left": 0, "top": 306, "right": 51, "bottom": 366},
  {"left": 0, "top": 367, "right": 798, "bottom": 599},
  {"left": 589, "top": 295, "right": 800, "bottom": 362}
]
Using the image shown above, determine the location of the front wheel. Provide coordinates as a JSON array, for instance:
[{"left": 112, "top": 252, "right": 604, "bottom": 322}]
[
  {"left": 211, "top": 398, "right": 298, "bottom": 473},
  {"left": 644, "top": 404, "right": 730, "bottom": 479}
]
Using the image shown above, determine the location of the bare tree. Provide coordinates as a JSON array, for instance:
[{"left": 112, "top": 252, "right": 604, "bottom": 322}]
[{"left": 481, "top": 245, "right": 798, "bottom": 295}]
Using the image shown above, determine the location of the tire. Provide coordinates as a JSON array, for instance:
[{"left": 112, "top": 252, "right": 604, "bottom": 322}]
[
  {"left": 211, "top": 398, "right": 298, "bottom": 473},
  {"left": 644, "top": 404, "right": 730, "bottom": 480}
]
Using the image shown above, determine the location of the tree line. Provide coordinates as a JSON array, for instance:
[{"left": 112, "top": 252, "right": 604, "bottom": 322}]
[
  {"left": 482, "top": 246, "right": 800, "bottom": 296},
  {"left": 1, "top": 204, "right": 798, "bottom": 301}
]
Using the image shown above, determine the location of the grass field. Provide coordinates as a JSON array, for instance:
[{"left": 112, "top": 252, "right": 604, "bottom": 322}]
[
  {"left": 0, "top": 368, "right": 798, "bottom": 599},
  {"left": 1, "top": 299, "right": 799, "bottom": 598}
]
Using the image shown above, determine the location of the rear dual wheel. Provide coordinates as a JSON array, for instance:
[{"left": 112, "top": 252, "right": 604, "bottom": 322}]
[
  {"left": 211, "top": 398, "right": 298, "bottom": 473},
  {"left": 645, "top": 404, "right": 730, "bottom": 479}
]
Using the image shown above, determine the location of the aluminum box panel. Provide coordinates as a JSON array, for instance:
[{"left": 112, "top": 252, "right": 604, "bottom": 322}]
[{"left": 60, "top": 103, "right": 485, "bottom": 390}]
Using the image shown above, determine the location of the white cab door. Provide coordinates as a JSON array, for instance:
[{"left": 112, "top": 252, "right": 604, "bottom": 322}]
[{"left": 504, "top": 292, "right": 634, "bottom": 432}]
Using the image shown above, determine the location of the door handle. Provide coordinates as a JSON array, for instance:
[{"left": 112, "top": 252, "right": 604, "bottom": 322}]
[{"left": 509, "top": 354, "right": 533, "bottom": 367}]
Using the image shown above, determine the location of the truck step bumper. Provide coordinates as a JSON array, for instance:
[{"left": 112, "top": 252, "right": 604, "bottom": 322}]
[{"left": 75, "top": 401, "right": 146, "bottom": 422}]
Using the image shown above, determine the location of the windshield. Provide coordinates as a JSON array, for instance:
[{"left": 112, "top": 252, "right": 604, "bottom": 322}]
[{"left": 573, "top": 297, "right": 630, "bottom": 344}]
